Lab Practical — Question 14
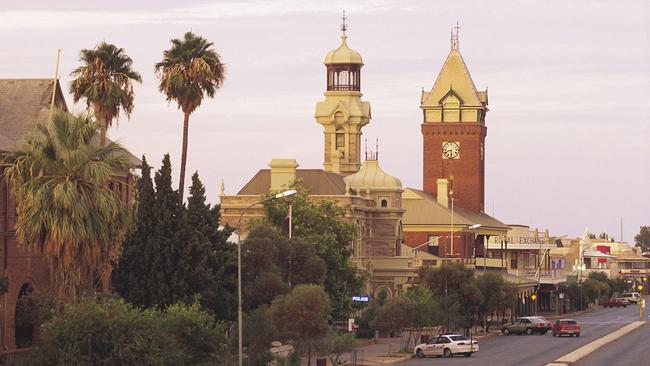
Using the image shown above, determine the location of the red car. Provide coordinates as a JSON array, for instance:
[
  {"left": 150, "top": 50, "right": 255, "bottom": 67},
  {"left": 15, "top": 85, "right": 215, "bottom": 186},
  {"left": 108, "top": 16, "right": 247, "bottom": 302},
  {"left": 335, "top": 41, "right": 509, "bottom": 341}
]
[
  {"left": 552, "top": 319, "right": 581, "bottom": 337},
  {"left": 602, "top": 298, "right": 629, "bottom": 308}
]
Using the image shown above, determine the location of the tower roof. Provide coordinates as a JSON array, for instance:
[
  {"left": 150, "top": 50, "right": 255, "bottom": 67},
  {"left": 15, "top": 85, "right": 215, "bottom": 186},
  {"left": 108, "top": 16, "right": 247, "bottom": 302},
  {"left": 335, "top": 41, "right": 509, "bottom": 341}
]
[
  {"left": 324, "top": 13, "right": 363, "bottom": 65},
  {"left": 421, "top": 26, "right": 485, "bottom": 107},
  {"left": 344, "top": 159, "right": 402, "bottom": 191}
]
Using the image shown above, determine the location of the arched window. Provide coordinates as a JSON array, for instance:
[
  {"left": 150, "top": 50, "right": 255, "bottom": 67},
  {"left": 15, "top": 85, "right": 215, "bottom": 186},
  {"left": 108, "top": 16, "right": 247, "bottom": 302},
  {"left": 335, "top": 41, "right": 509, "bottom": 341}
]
[
  {"left": 15, "top": 283, "right": 35, "bottom": 348},
  {"left": 381, "top": 199, "right": 388, "bottom": 208}
]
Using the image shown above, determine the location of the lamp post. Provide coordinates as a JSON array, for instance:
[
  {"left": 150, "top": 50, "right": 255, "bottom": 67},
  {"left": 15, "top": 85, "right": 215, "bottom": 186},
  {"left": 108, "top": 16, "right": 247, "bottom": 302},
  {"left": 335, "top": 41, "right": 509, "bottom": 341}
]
[
  {"left": 236, "top": 189, "right": 297, "bottom": 366},
  {"left": 450, "top": 192, "right": 454, "bottom": 258}
]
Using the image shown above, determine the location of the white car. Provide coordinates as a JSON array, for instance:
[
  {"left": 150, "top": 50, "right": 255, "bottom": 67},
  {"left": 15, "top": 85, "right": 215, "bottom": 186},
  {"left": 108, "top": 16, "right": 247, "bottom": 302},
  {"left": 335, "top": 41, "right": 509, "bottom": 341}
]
[
  {"left": 621, "top": 292, "right": 642, "bottom": 304},
  {"left": 414, "top": 334, "right": 479, "bottom": 358}
]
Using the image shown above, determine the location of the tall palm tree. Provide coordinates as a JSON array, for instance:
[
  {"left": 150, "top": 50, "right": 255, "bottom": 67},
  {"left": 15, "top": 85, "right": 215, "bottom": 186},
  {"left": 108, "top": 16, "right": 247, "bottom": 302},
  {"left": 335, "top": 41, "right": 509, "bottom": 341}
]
[
  {"left": 1, "top": 111, "right": 133, "bottom": 303},
  {"left": 155, "top": 31, "right": 225, "bottom": 201},
  {"left": 70, "top": 42, "right": 142, "bottom": 147}
]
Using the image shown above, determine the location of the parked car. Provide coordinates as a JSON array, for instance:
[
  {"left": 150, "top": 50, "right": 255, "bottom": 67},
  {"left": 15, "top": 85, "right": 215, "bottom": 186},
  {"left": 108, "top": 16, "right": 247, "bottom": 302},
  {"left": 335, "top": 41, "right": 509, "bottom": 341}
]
[
  {"left": 551, "top": 319, "right": 581, "bottom": 337},
  {"left": 620, "top": 292, "right": 642, "bottom": 304},
  {"left": 602, "top": 297, "right": 629, "bottom": 308},
  {"left": 501, "top": 316, "right": 551, "bottom": 335},
  {"left": 414, "top": 334, "right": 479, "bottom": 358}
]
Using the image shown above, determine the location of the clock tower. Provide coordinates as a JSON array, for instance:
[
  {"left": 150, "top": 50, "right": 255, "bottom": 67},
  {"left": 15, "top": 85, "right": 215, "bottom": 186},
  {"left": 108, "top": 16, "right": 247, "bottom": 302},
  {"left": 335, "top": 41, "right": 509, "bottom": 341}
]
[{"left": 421, "top": 26, "right": 488, "bottom": 213}]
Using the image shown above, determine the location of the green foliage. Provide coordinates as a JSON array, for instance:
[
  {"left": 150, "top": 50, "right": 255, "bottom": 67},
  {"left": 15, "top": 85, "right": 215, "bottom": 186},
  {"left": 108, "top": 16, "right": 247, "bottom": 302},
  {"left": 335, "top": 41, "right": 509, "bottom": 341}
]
[
  {"left": 635, "top": 226, "right": 650, "bottom": 252},
  {"left": 2, "top": 111, "right": 133, "bottom": 302},
  {"left": 114, "top": 158, "right": 236, "bottom": 319},
  {"left": 242, "top": 224, "right": 326, "bottom": 311},
  {"left": 315, "top": 331, "right": 355, "bottom": 366},
  {"left": 271, "top": 285, "right": 331, "bottom": 341},
  {"left": 241, "top": 305, "right": 277, "bottom": 366},
  {"left": 419, "top": 262, "right": 483, "bottom": 332},
  {"left": 69, "top": 42, "right": 142, "bottom": 145},
  {"left": 475, "top": 271, "right": 517, "bottom": 330},
  {"left": 262, "top": 182, "right": 365, "bottom": 319},
  {"left": 27, "top": 296, "right": 227, "bottom": 366}
]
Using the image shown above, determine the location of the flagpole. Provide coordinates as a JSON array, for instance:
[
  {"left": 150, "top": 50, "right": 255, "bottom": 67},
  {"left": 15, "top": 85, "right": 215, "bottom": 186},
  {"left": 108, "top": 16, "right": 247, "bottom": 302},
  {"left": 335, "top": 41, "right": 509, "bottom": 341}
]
[{"left": 49, "top": 49, "right": 61, "bottom": 122}]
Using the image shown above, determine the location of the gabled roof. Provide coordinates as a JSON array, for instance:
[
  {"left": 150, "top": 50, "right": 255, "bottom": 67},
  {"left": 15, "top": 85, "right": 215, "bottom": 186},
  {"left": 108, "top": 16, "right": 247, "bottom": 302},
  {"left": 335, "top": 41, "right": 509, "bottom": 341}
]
[
  {"left": 0, "top": 79, "right": 67, "bottom": 151},
  {"left": 421, "top": 48, "right": 485, "bottom": 107},
  {"left": 0, "top": 78, "right": 141, "bottom": 167},
  {"left": 402, "top": 188, "right": 508, "bottom": 230},
  {"left": 238, "top": 169, "right": 346, "bottom": 196}
]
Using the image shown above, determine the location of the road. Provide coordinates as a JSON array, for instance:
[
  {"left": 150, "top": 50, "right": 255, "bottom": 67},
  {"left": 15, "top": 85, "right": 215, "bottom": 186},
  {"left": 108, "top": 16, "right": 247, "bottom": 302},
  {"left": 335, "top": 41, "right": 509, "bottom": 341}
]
[
  {"left": 398, "top": 304, "right": 642, "bottom": 366},
  {"left": 575, "top": 312, "right": 649, "bottom": 366}
]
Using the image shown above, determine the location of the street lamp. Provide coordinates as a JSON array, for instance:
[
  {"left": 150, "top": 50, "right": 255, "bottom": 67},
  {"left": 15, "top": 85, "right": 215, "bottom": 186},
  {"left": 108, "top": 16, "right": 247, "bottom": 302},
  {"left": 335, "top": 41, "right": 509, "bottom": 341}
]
[{"left": 236, "top": 189, "right": 296, "bottom": 366}]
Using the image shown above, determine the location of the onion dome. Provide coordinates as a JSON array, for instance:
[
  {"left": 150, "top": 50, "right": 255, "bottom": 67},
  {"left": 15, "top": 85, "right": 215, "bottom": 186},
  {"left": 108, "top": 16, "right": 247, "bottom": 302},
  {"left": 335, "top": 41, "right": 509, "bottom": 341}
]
[
  {"left": 344, "top": 159, "right": 402, "bottom": 191},
  {"left": 324, "top": 34, "right": 363, "bottom": 65}
]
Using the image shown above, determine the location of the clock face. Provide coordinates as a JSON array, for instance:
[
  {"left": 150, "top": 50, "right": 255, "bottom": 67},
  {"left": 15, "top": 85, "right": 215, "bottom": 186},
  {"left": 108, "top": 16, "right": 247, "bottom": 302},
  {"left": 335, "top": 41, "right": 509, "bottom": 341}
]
[{"left": 442, "top": 141, "right": 460, "bottom": 159}]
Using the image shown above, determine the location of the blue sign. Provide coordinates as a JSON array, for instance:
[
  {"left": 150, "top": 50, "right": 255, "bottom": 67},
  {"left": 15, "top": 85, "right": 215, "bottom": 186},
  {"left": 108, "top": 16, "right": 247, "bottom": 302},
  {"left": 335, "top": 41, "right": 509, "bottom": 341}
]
[{"left": 352, "top": 295, "right": 369, "bottom": 302}]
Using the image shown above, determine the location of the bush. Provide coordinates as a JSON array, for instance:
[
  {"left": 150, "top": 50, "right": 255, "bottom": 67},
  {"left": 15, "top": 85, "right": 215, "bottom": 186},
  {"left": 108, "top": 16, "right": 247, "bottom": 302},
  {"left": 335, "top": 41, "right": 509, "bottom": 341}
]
[{"left": 27, "top": 295, "right": 228, "bottom": 366}]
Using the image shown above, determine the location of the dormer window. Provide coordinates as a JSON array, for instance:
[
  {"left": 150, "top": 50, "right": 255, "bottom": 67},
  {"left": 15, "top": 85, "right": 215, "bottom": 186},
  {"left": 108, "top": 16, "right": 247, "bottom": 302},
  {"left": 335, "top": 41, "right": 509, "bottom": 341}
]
[{"left": 379, "top": 197, "right": 389, "bottom": 208}]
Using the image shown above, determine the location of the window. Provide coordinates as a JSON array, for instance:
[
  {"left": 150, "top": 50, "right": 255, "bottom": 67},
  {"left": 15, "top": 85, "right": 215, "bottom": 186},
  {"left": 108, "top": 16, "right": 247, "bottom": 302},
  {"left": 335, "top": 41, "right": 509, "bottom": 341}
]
[
  {"left": 427, "top": 235, "right": 439, "bottom": 256},
  {"left": 380, "top": 199, "right": 388, "bottom": 208},
  {"left": 336, "top": 132, "right": 345, "bottom": 150}
]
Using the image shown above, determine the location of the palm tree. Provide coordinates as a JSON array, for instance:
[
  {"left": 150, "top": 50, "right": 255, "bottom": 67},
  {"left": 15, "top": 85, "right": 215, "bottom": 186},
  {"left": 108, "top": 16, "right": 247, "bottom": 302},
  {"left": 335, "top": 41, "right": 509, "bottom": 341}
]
[
  {"left": 70, "top": 42, "right": 142, "bottom": 147},
  {"left": 1, "top": 111, "right": 134, "bottom": 303},
  {"left": 155, "top": 31, "right": 225, "bottom": 201}
]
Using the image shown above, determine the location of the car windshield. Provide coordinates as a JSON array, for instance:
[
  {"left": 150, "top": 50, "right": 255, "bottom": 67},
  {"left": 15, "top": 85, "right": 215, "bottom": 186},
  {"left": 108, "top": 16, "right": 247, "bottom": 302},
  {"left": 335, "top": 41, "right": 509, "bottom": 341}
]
[
  {"left": 449, "top": 336, "right": 469, "bottom": 341},
  {"left": 561, "top": 320, "right": 577, "bottom": 325}
]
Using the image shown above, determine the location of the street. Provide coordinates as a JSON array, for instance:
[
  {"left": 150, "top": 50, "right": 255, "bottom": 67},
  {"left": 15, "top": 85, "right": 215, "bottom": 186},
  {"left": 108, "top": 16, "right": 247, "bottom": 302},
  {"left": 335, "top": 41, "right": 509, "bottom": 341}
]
[
  {"left": 397, "top": 304, "right": 643, "bottom": 366},
  {"left": 575, "top": 312, "right": 649, "bottom": 366}
]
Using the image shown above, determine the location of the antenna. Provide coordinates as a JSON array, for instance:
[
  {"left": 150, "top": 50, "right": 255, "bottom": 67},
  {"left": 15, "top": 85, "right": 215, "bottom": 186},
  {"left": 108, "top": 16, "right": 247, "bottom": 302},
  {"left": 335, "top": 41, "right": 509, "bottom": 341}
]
[
  {"left": 364, "top": 138, "right": 368, "bottom": 160},
  {"left": 341, "top": 10, "right": 348, "bottom": 35},
  {"left": 375, "top": 138, "right": 379, "bottom": 161}
]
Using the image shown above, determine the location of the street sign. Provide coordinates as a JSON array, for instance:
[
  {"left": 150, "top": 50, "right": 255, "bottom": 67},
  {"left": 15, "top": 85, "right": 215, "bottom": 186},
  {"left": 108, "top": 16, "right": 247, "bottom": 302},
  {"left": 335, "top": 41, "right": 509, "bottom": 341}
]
[{"left": 352, "top": 295, "right": 369, "bottom": 302}]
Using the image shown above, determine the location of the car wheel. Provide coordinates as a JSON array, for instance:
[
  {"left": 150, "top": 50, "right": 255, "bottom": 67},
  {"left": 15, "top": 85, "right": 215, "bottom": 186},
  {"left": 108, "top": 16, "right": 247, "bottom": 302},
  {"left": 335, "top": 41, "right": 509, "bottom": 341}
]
[
  {"left": 576, "top": 333, "right": 580, "bottom": 337},
  {"left": 416, "top": 349, "right": 425, "bottom": 358},
  {"left": 464, "top": 353, "right": 472, "bottom": 357},
  {"left": 526, "top": 328, "right": 533, "bottom": 335},
  {"left": 443, "top": 348, "right": 453, "bottom": 358},
  {"left": 503, "top": 328, "right": 510, "bottom": 335}
]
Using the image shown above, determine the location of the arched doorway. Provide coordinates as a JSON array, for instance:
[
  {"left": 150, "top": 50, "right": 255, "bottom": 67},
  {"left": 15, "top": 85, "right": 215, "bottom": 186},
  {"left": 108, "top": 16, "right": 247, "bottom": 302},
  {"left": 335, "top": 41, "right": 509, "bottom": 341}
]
[{"left": 15, "top": 283, "right": 34, "bottom": 348}]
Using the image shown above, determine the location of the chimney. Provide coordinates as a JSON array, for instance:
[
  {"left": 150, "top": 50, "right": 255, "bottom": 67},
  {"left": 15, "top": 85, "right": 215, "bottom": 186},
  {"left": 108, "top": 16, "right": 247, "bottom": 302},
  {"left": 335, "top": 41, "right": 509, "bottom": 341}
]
[
  {"left": 436, "top": 179, "right": 449, "bottom": 208},
  {"left": 269, "top": 159, "right": 298, "bottom": 191}
]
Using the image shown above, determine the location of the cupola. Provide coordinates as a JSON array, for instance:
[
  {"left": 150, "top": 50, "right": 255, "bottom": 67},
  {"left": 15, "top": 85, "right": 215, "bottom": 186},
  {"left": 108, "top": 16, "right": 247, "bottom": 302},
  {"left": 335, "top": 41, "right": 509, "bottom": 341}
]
[
  {"left": 323, "top": 12, "right": 363, "bottom": 92},
  {"left": 344, "top": 156, "right": 402, "bottom": 191}
]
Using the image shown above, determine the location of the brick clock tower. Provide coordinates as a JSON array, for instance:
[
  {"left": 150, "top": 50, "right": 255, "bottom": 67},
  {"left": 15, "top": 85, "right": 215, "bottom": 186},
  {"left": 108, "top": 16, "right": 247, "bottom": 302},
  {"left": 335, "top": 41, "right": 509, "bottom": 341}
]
[{"left": 421, "top": 28, "right": 488, "bottom": 213}]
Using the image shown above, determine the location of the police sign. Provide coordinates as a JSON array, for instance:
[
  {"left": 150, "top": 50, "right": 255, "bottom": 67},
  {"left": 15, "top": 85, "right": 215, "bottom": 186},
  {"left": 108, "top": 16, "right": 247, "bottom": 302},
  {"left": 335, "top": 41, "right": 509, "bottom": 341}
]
[{"left": 352, "top": 295, "right": 369, "bottom": 302}]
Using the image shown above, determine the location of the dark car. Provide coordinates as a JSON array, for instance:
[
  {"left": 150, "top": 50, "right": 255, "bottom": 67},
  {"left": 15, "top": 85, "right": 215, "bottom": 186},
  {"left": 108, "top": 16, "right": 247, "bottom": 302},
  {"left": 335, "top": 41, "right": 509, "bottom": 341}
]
[
  {"left": 551, "top": 319, "right": 581, "bottom": 337},
  {"left": 501, "top": 316, "right": 551, "bottom": 335}
]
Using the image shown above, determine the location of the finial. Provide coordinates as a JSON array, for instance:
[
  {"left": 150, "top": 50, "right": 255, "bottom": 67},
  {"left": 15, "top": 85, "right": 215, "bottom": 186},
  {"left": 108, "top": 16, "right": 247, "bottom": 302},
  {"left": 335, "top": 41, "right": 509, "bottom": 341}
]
[
  {"left": 451, "top": 20, "right": 461, "bottom": 50},
  {"left": 341, "top": 10, "right": 348, "bottom": 35},
  {"left": 220, "top": 179, "right": 225, "bottom": 196},
  {"left": 375, "top": 138, "right": 379, "bottom": 161},
  {"left": 364, "top": 137, "right": 368, "bottom": 160}
]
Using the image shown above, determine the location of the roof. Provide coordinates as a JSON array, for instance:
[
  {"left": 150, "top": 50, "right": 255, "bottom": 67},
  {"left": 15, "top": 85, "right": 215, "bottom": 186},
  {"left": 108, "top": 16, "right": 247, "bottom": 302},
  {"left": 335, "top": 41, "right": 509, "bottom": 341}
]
[
  {"left": 324, "top": 34, "right": 363, "bottom": 65},
  {"left": 0, "top": 78, "right": 141, "bottom": 167},
  {"left": 344, "top": 159, "right": 401, "bottom": 191},
  {"left": 421, "top": 48, "right": 485, "bottom": 107},
  {"left": 0, "top": 79, "right": 67, "bottom": 151},
  {"left": 475, "top": 269, "right": 537, "bottom": 287},
  {"left": 238, "top": 169, "right": 346, "bottom": 195},
  {"left": 402, "top": 188, "right": 508, "bottom": 230},
  {"left": 614, "top": 253, "right": 650, "bottom": 262}
]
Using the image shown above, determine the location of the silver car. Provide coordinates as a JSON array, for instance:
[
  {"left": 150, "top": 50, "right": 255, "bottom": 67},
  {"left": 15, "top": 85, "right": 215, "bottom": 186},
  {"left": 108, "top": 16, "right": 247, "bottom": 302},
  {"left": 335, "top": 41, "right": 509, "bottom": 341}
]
[{"left": 414, "top": 334, "right": 479, "bottom": 358}]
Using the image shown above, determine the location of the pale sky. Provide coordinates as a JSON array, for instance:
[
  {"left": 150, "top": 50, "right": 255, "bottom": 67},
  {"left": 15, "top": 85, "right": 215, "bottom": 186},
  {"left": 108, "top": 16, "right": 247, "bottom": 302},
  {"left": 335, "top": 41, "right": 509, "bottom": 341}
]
[{"left": 2, "top": 0, "right": 648, "bottom": 239}]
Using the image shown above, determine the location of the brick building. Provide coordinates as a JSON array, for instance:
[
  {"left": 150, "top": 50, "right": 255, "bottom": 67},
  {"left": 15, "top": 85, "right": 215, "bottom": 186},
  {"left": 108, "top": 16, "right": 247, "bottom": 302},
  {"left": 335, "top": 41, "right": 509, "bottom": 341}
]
[{"left": 0, "top": 79, "right": 138, "bottom": 350}]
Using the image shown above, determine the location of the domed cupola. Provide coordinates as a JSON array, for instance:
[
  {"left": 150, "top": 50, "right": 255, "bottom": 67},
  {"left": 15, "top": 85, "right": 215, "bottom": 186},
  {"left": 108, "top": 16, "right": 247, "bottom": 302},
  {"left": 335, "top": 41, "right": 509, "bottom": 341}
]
[
  {"left": 323, "top": 12, "right": 363, "bottom": 91},
  {"left": 344, "top": 156, "right": 402, "bottom": 192}
]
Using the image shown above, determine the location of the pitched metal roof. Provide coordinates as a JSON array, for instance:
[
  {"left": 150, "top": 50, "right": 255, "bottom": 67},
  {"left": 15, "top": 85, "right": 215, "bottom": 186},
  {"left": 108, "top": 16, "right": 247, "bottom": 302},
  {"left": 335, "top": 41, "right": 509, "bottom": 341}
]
[
  {"left": 402, "top": 188, "right": 508, "bottom": 230},
  {"left": 0, "top": 78, "right": 141, "bottom": 166},
  {"left": 237, "top": 169, "right": 346, "bottom": 195},
  {"left": 0, "top": 79, "right": 67, "bottom": 151}
]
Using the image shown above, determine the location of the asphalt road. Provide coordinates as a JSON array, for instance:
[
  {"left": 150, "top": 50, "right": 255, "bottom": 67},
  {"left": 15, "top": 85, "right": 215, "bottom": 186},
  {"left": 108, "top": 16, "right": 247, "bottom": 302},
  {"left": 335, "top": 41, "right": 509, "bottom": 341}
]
[
  {"left": 574, "top": 312, "right": 649, "bottom": 366},
  {"left": 397, "top": 304, "right": 642, "bottom": 366}
]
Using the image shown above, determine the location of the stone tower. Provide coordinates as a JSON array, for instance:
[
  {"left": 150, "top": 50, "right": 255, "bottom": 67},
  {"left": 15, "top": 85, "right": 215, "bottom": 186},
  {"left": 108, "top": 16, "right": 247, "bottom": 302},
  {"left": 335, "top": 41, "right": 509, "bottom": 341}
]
[
  {"left": 315, "top": 17, "right": 371, "bottom": 175},
  {"left": 420, "top": 26, "right": 488, "bottom": 213}
]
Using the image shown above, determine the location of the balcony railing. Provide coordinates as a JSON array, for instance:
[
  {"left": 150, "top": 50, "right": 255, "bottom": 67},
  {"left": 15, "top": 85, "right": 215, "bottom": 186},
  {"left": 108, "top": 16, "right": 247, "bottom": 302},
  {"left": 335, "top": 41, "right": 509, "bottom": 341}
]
[{"left": 508, "top": 268, "right": 567, "bottom": 283}]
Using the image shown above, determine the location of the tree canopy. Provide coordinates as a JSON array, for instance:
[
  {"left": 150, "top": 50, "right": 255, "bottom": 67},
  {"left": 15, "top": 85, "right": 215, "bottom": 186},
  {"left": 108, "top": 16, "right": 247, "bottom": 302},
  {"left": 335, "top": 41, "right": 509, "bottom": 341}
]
[
  {"left": 2, "top": 110, "right": 133, "bottom": 302},
  {"left": 635, "top": 226, "right": 650, "bottom": 252}
]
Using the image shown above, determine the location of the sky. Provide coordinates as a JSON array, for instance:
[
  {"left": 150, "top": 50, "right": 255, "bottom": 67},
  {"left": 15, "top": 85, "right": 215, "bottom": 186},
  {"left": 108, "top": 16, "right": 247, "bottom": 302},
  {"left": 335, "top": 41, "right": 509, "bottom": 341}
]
[{"left": 1, "top": 0, "right": 648, "bottom": 239}]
